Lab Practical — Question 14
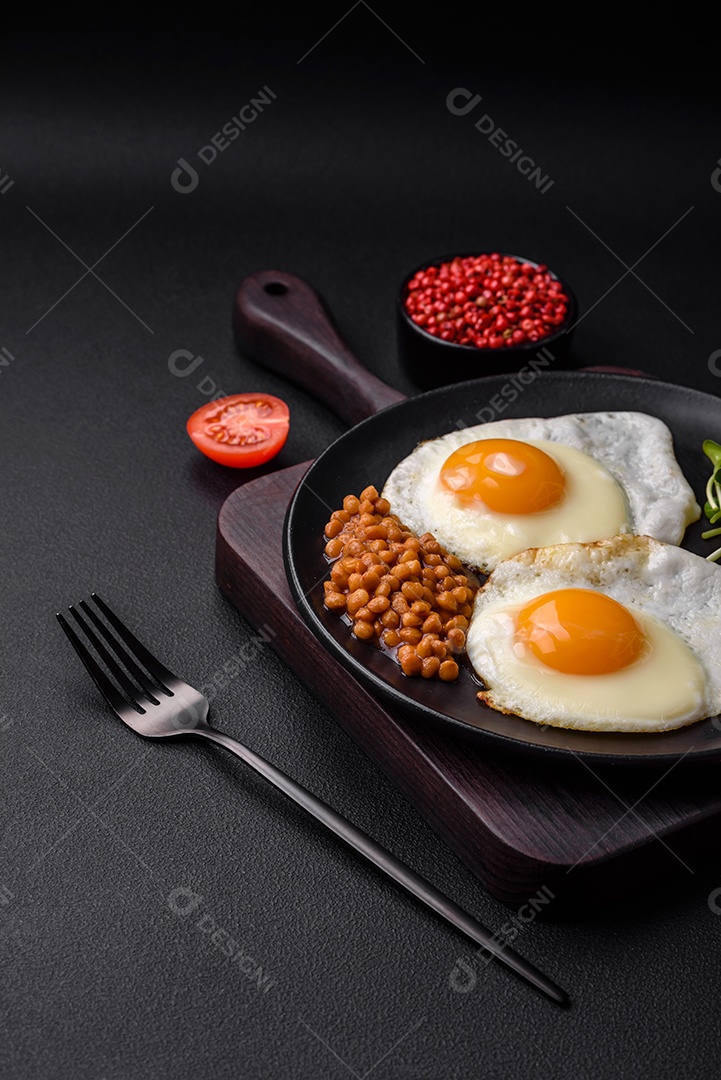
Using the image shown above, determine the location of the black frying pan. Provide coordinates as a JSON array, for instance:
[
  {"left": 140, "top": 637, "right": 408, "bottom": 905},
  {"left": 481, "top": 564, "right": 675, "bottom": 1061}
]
[{"left": 235, "top": 271, "right": 721, "bottom": 766}]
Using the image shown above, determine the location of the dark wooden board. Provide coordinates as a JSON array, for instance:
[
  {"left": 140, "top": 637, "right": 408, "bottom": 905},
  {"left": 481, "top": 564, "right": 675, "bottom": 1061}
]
[{"left": 216, "top": 462, "right": 721, "bottom": 908}]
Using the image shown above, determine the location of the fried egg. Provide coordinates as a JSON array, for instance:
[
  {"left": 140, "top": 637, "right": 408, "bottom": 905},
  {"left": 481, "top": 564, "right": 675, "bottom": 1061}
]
[
  {"left": 466, "top": 534, "right": 721, "bottom": 732},
  {"left": 382, "top": 413, "right": 699, "bottom": 572}
]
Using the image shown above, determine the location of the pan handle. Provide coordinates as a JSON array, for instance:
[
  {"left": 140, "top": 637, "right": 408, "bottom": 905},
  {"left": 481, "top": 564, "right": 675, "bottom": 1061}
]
[{"left": 233, "top": 270, "right": 406, "bottom": 427}]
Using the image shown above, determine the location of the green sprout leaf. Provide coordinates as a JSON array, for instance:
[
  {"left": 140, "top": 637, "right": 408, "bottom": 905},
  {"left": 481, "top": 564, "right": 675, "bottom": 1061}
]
[
  {"left": 703, "top": 440, "right": 721, "bottom": 525},
  {"left": 703, "top": 439, "right": 721, "bottom": 467}
]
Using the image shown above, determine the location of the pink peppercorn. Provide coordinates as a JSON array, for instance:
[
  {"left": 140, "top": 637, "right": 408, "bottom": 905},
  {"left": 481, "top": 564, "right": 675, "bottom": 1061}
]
[{"left": 405, "top": 254, "right": 569, "bottom": 348}]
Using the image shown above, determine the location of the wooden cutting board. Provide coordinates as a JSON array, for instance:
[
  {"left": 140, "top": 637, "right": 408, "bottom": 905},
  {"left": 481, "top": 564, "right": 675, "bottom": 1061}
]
[{"left": 216, "top": 461, "right": 721, "bottom": 909}]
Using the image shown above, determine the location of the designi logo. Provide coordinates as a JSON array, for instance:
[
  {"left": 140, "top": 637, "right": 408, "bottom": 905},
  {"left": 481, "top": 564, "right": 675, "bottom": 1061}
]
[
  {"left": 170, "top": 158, "right": 199, "bottom": 195},
  {"left": 170, "top": 86, "right": 276, "bottom": 195},
  {"left": 167, "top": 886, "right": 276, "bottom": 993}
]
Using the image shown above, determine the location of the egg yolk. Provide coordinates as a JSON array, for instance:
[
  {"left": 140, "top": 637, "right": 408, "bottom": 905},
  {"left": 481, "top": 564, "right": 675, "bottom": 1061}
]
[
  {"left": 515, "top": 589, "right": 646, "bottom": 675},
  {"left": 440, "top": 439, "right": 565, "bottom": 513}
]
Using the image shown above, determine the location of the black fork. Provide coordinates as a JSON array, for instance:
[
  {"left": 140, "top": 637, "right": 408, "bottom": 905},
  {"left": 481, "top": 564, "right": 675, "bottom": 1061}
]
[{"left": 57, "top": 593, "right": 569, "bottom": 1007}]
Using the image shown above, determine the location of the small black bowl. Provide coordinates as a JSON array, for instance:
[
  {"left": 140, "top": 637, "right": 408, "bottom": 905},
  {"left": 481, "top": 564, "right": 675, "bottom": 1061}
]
[{"left": 397, "top": 252, "right": 579, "bottom": 390}]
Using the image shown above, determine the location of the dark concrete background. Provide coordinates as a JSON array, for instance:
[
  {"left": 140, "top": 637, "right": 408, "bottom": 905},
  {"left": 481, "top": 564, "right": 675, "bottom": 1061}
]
[{"left": 2, "top": 21, "right": 721, "bottom": 1079}]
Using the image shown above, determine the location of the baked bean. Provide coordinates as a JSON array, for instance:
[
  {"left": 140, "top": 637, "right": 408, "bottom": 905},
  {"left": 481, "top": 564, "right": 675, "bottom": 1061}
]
[
  {"left": 361, "top": 569, "right": 381, "bottom": 591},
  {"left": 421, "top": 656, "right": 441, "bottom": 679},
  {"left": 322, "top": 488, "right": 479, "bottom": 682},
  {"left": 416, "top": 634, "right": 436, "bottom": 659},
  {"left": 398, "top": 645, "right": 423, "bottom": 676},
  {"left": 401, "top": 612, "right": 423, "bottom": 628},
  {"left": 422, "top": 612, "right": 443, "bottom": 634},
  {"left": 325, "top": 537, "right": 344, "bottom": 558},
  {"left": 347, "top": 588, "right": 370, "bottom": 615},
  {"left": 439, "top": 659, "right": 459, "bottom": 681},
  {"left": 353, "top": 620, "right": 375, "bottom": 641},
  {"left": 401, "top": 581, "right": 425, "bottom": 602},
  {"left": 330, "top": 565, "right": 349, "bottom": 589}
]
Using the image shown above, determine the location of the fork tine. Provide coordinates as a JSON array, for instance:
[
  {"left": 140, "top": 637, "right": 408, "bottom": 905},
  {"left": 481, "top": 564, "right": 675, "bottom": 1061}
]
[
  {"left": 69, "top": 605, "right": 149, "bottom": 711},
  {"left": 57, "top": 612, "right": 129, "bottom": 715},
  {"left": 91, "top": 593, "right": 176, "bottom": 692},
  {"left": 79, "top": 600, "right": 161, "bottom": 704}
]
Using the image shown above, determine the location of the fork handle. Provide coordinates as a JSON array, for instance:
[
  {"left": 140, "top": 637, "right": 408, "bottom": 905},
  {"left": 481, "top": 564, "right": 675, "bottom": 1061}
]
[{"left": 196, "top": 725, "right": 568, "bottom": 1006}]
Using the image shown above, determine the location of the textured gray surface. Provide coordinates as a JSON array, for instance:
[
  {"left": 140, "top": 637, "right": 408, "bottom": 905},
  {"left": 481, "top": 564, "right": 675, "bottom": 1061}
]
[{"left": 2, "top": 24, "right": 721, "bottom": 1080}]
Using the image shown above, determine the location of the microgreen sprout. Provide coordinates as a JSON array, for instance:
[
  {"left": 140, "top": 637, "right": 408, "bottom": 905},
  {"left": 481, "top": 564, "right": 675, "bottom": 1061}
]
[{"left": 702, "top": 440, "right": 721, "bottom": 561}]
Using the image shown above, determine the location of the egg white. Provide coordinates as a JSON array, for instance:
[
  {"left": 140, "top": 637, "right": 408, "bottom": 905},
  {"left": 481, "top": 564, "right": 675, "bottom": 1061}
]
[
  {"left": 466, "top": 534, "right": 721, "bottom": 732},
  {"left": 382, "top": 412, "right": 700, "bottom": 572}
]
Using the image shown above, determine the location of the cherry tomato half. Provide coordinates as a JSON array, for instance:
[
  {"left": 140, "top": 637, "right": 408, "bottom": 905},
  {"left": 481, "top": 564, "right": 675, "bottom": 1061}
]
[{"left": 186, "top": 393, "right": 290, "bottom": 468}]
